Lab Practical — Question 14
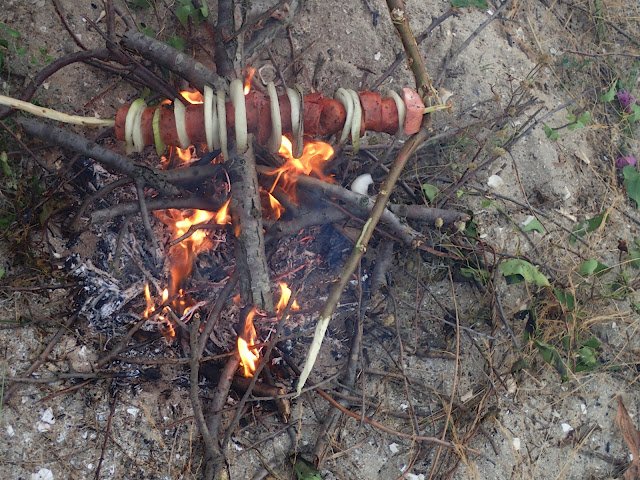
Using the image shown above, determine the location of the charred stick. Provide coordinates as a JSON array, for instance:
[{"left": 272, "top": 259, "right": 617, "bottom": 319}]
[
  {"left": 244, "top": 0, "right": 303, "bottom": 64},
  {"left": 264, "top": 208, "right": 347, "bottom": 241},
  {"left": 189, "top": 314, "right": 220, "bottom": 478},
  {"left": 90, "top": 197, "right": 225, "bottom": 226},
  {"left": 214, "top": 0, "right": 235, "bottom": 80},
  {"left": 69, "top": 177, "right": 132, "bottom": 231},
  {"left": 231, "top": 375, "right": 286, "bottom": 399},
  {"left": 135, "top": 178, "right": 159, "bottom": 257},
  {"left": 17, "top": 118, "right": 180, "bottom": 196},
  {"left": 120, "top": 29, "right": 228, "bottom": 95},
  {"left": 229, "top": 139, "right": 273, "bottom": 310}
]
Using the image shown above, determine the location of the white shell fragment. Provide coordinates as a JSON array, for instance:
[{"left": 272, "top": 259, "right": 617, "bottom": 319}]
[
  {"left": 389, "top": 442, "right": 400, "bottom": 454},
  {"left": 487, "top": 174, "right": 505, "bottom": 189},
  {"left": 37, "top": 408, "right": 55, "bottom": 432},
  {"left": 30, "top": 468, "right": 54, "bottom": 480},
  {"left": 512, "top": 437, "right": 521, "bottom": 451},
  {"left": 351, "top": 173, "right": 373, "bottom": 196},
  {"left": 561, "top": 423, "right": 574, "bottom": 433}
]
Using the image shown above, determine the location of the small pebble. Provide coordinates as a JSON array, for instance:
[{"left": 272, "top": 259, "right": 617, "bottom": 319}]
[{"left": 389, "top": 442, "right": 399, "bottom": 454}]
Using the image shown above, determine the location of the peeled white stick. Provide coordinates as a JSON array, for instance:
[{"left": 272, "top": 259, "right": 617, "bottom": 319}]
[
  {"left": 230, "top": 79, "right": 248, "bottom": 154},
  {"left": 334, "top": 88, "right": 353, "bottom": 144},
  {"left": 387, "top": 90, "right": 406, "bottom": 135},
  {"left": 266, "top": 81, "right": 282, "bottom": 153},
  {"left": 125, "top": 98, "right": 146, "bottom": 154},
  {"left": 174, "top": 99, "right": 190, "bottom": 149},
  {"left": 296, "top": 315, "right": 331, "bottom": 396},
  {"left": 0, "top": 94, "right": 115, "bottom": 127},
  {"left": 347, "top": 89, "right": 362, "bottom": 153},
  {"left": 216, "top": 90, "right": 228, "bottom": 160},
  {"left": 286, "top": 87, "right": 303, "bottom": 159}
]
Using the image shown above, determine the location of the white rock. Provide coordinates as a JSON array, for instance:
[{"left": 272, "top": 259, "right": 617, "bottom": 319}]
[
  {"left": 30, "top": 468, "right": 54, "bottom": 480},
  {"left": 512, "top": 438, "right": 521, "bottom": 450},
  {"left": 580, "top": 404, "right": 587, "bottom": 415},
  {"left": 406, "top": 474, "right": 425, "bottom": 480},
  {"left": 389, "top": 442, "right": 400, "bottom": 454},
  {"left": 487, "top": 174, "right": 504, "bottom": 189},
  {"left": 561, "top": 423, "right": 573, "bottom": 433},
  {"left": 6, "top": 425, "right": 14, "bottom": 437},
  {"left": 374, "top": 51, "right": 381, "bottom": 61}
]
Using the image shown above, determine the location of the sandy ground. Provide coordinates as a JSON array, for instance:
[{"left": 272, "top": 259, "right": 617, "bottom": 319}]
[{"left": 1, "top": 0, "right": 640, "bottom": 479}]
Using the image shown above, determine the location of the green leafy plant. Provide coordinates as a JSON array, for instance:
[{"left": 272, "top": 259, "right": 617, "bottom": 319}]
[
  {"left": 569, "top": 211, "right": 606, "bottom": 244},
  {"left": 499, "top": 259, "right": 550, "bottom": 287},
  {"left": 623, "top": 166, "right": 640, "bottom": 208},
  {"left": 175, "top": 0, "right": 208, "bottom": 29},
  {"left": 0, "top": 23, "right": 22, "bottom": 72},
  {"left": 566, "top": 108, "right": 591, "bottom": 131}
]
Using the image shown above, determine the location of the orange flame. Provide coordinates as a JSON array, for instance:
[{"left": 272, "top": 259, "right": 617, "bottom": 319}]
[
  {"left": 143, "top": 283, "right": 155, "bottom": 318},
  {"left": 238, "top": 308, "right": 260, "bottom": 377},
  {"left": 267, "top": 193, "right": 284, "bottom": 220},
  {"left": 244, "top": 66, "right": 255, "bottom": 95},
  {"left": 276, "top": 282, "right": 300, "bottom": 314},
  {"left": 215, "top": 198, "right": 231, "bottom": 225},
  {"left": 175, "top": 146, "right": 192, "bottom": 163},
  {"left": 268, "top": 136, "right": 335, "bottom": 203}
]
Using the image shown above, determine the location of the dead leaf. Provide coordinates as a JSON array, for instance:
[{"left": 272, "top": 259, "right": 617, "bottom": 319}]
[{"left": 616, "top": 396, "right": 640, "bottom": 480}]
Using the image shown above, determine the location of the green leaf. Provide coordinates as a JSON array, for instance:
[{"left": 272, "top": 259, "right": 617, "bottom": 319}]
[
  {"left": 0, "top": 152, "right": 11, "bottom": 176},
  {"left": 422, "top": 184, "right": 439, "bottom": 202},
  {"left": 583, "top": 336, "right": 601, "bottom": 349},
  {"left": 199, "top": 1, "right": 208, "bottom": 17},
  {"left": 140, "top": 25, "right": 154, "bottom": 37},
  {"left": 522, "top": 217, "right": 545, "bottom": 233},
  {"left": 292, "top": 455, "right": 322, "bottom": 480},
  {"left": 480, "top": 199, "right": 494, "bottom": 208},
  {"left": 554, "top": 289, "right": 575, "bottom": 311},
  {"left": 499, "top": 259, "right": 550, "bottom": 287},
  {"left": 567, "top": 110, "right": 590, "bottom": 131},
  {"left": 0, "top": 39, "right": 8, "bottom": 48},
  {"left": 450, "top": 0, "right": 488, "bottom": 8},
  {"left": 569, "top": 211, "right": 606, "bottom": 244},
  {"left": 600, "top": 83, "right": 617, "bottom": 103},
  {"left": 543, "top": 124, "right": 559, "bottom": 140},
  {"left": 5, "top": 27, "right": 21, "bottom": 39},
  {"left": 566, "top": 107, "right": 576, "bottom": 124},
  {"left": 575, "top": 346, "right": 598, "bottom": 372},
  {"left": 623, "top": 165, "right": 640, "bottom": 209},
  {"left": 629, "top": 104, "right": 640, "bottom": 123},
  {"left": 578, "top": 258, "right": 609, "bottom": 276},
  {"left": 15, "top": 46, "right": 27, "bottom": 56},
  {"left": 630, "top": 249, "right": 640, "bottom": 269},
  {"left": 511, "top": 357, "right": 531, "bottom": 374},
  {"left": 176, "top": 5, "right": 193, "bottom": 29},
  {"left": 166, "top": 35, "right": 185, "bottom": 52},
  {"left": 534, "top": 339, "right": 568, "bottom": 381},
  {"left": 0, "top": 267, "right": 4, "bottom": 279},
  {"left": 632, "top": 301, "right": 640, "bottom": 314}
]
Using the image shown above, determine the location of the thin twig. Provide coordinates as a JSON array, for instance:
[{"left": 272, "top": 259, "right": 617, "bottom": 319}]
[{"left": 436, "top": 0, "right": 513, "bottom": 87}]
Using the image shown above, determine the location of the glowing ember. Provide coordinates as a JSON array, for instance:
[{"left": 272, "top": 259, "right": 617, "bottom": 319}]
[
  {"left": 182, "top": 90, "right": 204, "bottom": 104},
  {"left": 244, "top": 66, "right": 256, "bottom": 95},
  {"left": 268, "top": 136, "right": 335, "bottom": 203},
  {"left": 238, "top": 308, "right": 260, "bottom": 377},
  {"left": 276, "top": 282, "right": 300, "bottom": 314}
]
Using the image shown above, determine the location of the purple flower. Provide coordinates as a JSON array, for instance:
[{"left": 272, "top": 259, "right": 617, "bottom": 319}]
[
  {"left": 617, "top": 89, "right": 637, "bottom": 114},
  {"left": 616, "top": 156, "right": 637, "bottom": 168}
]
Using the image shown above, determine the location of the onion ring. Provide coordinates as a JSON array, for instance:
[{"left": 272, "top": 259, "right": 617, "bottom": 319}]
[
  {"left": 174, "top": 99, "right": 190, "bottom": 149},
  {"left": 334, "top": 88, "right": 353, "bottom": 145},
  {"left": 387, "top": 90, "right": 406, "bottom": 135},
  {"left": 125, "top": 98, "right": 146, "bottom": 154},
  {"left": 266, "top": 81, "right": 282, "bottom": 153},
  {"left": 286, "top": 87, "right": 303, "bottom": 158},
  {"left": 152, "top": 108, "right": 165, "bottom": 156},
  {"left": 347, "top": 89, "right": 362, "bottom": 153},
  {"left": 230, "top": 79, "right": 248, "bottom": 153},
  {"left": 216, "top": 90, "right": 228, "bottom": 160}
]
